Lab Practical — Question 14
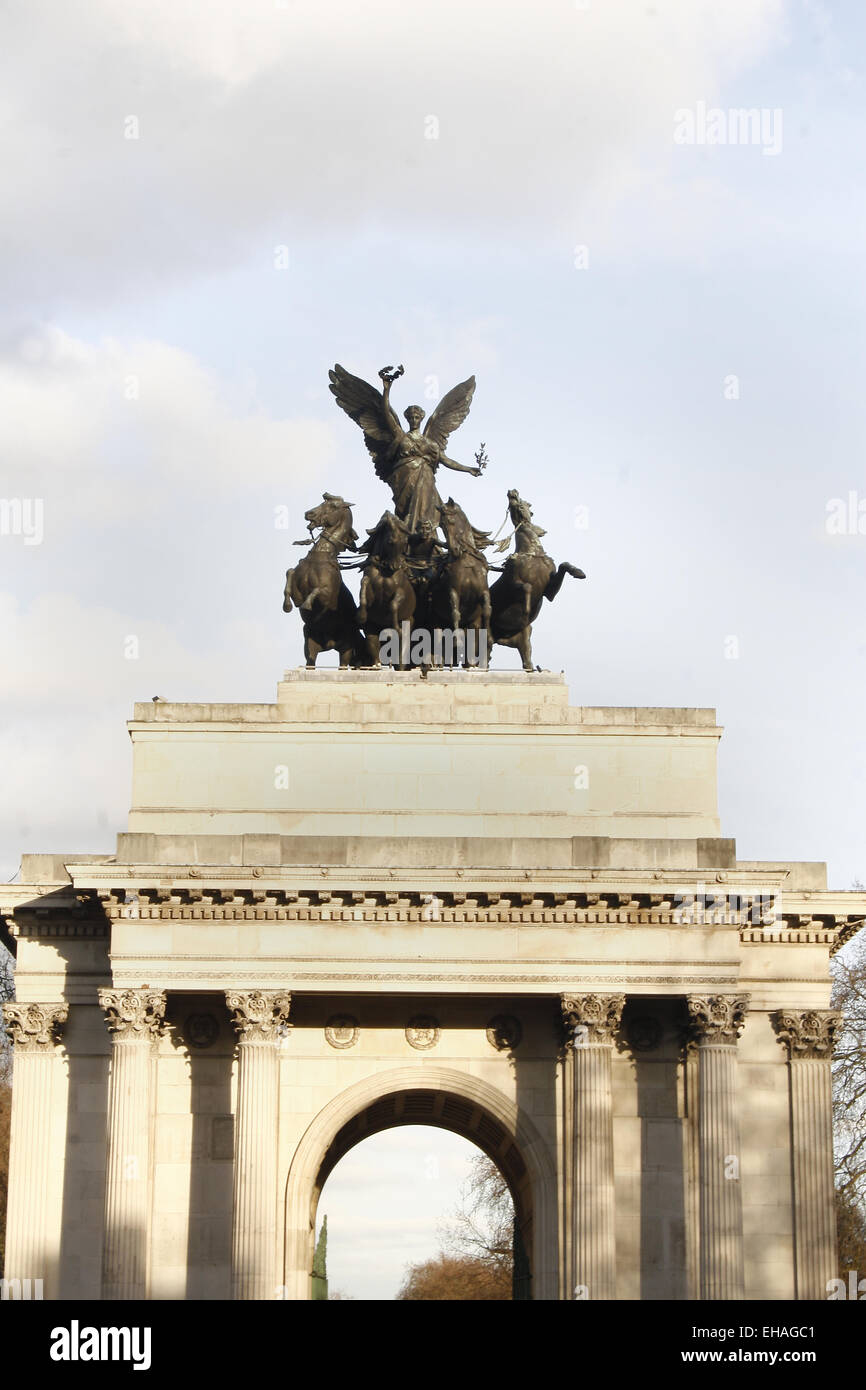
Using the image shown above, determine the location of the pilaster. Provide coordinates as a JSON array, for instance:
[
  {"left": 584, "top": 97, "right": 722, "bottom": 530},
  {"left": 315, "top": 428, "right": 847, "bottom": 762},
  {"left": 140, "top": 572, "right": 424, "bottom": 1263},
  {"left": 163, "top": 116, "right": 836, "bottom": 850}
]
[{"left": 772, "top": 1009, "right": 840, "bottom": 1300}]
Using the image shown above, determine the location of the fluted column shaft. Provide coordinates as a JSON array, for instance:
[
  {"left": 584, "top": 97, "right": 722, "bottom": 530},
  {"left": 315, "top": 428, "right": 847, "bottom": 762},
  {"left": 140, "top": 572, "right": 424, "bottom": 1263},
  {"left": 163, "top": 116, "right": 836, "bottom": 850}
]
[
  {"left": 687, "top": 994, "right": 748, "bottom": 1301},
  {"left": 99, "top": 988, "right": 166, "bottom": 1300},
  {"left": 684, "top": 1046, "right": 701, "bottom": 1300},
  {"left": 772, "top": 1010, "right": 840, "bottom": 1300},
  {"left": 2, "top": 1003, "right": 68, "bottom": 1291},
  {"left": 561, "top": 993, "right": 624, "bottom": 1300},
  {"left": 226, "top": 991, "right": 292, "bottom": 1301}
]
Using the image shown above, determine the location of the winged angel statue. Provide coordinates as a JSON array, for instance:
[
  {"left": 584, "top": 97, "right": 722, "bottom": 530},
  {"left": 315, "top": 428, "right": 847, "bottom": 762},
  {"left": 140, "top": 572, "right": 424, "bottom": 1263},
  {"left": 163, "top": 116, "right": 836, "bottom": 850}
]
[{"left": 328, "top": 364, "right": 483, "bottom": 536}]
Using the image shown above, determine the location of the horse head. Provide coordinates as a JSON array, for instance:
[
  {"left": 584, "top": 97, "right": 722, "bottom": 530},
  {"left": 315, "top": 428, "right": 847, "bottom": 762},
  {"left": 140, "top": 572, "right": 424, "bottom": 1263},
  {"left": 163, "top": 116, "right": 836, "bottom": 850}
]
[
  {"left": 304, "top": 494, "right": 358, "bottom": 551},
  {"left": 440, "top": 498, "right": 476, "bottom": 558},
  {"left": 362, "top": 511, "right": 411, "bottom": 566}
]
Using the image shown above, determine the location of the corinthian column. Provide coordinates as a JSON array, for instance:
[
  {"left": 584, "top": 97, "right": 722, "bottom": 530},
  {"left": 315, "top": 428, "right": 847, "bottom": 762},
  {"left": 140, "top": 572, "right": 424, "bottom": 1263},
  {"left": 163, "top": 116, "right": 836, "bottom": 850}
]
[
  {"left": 98, "top": 987, "right": 166, "bottom": 1300},
  {"left": 225, "top": 990, "right": 292, "bottom": 1301},
  {"left": 686, "top": 994, "right": 749, "bottom": 1301},
  {"left": 2, "top": 1003, "right": 68, "bottom": 1293},
  {"left": 772, "top": 1009, "right": 840, "bottom": 1300},
  {"left": 561, "top": 992, "right": 625, "bottom": 1300}
]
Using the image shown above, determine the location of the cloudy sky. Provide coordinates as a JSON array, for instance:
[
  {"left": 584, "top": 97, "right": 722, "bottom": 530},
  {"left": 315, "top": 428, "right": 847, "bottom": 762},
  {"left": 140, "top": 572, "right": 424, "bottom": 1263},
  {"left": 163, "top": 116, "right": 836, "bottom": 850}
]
[{"left": 1, "top": 0, "right": 864, "bottom": 1295}]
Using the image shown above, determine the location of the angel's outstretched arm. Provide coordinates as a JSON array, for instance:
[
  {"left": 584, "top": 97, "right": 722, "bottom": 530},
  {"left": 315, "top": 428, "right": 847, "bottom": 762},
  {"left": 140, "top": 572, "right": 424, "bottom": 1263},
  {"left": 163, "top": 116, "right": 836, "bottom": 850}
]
[
  {"left": 440, "top": 454, "right": 482, "bottom": 476},
  {"left": 378, "top": 367, "right": 404, "bottom": 443}
]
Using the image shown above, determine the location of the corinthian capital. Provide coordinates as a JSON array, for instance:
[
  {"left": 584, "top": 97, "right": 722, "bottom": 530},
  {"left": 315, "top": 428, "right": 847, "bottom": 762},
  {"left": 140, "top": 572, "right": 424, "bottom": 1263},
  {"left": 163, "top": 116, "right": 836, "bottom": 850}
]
[
  {"left": 225, "top": 990, "right": 292, "bottom": 1042},
  {"left": 771, "top": 1009, "right": 841, "bottom": 1060},
  {"left": 686, "top": 994, "right": 749, "bottom": 1046},
  {"left": 560, "top": 992, "right": 625, "bottom": 1046},
  {"left": 3, "top": 1001, "right": 68, "bottom": 1051},
  {"left": 98, "top": 987, "right": 166, "bottom": 1039}
]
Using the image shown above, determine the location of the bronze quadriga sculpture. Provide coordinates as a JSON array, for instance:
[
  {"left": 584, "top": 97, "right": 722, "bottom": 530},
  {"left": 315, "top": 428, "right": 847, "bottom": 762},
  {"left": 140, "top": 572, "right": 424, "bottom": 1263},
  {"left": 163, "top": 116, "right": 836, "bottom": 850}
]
[{"left": 283, "top": 365, "right": 585, "bottom": 669}]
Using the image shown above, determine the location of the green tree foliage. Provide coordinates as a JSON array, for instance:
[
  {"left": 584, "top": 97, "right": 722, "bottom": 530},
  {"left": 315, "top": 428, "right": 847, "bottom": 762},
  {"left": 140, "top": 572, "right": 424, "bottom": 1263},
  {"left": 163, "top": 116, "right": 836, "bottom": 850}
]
[{"left": 312, "top": 1214, "right": 328, "bottom": 1301}]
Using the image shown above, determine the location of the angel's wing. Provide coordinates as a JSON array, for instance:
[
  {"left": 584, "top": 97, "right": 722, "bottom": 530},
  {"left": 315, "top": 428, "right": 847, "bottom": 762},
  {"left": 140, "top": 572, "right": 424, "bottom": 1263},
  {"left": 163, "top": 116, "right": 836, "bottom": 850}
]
[
  {"left": 328, "top": 364, "right": 400, "bottom": 480},
  {"left": 423, "top": 376, "right": 476, "bottom": 452}
]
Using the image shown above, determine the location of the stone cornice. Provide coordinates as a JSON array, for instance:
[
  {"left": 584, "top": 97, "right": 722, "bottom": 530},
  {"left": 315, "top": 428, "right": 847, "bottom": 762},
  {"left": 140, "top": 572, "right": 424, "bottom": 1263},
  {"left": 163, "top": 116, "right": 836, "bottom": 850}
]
[
  {"left": 2, "top": 1001, "right": 68, "bottom": 1051},
  {"left": 1, "top": 889, "right": 109, "bottom": 941},
  {"left": 5, "top": 871, "right": 861, "bottom": 952},
  {"left": 686, "top": 994, "right": 750, "bottom": 1046},
  {"left": 225, "top": 990, "right": 292, "bottom": 1043},
  {"left": 76, "top": 884, "right": 857, "bottom": 943},
  {"left": 98, "top": 987, "right": 166, "bottom": 1039},
  {"left": 771, "top": 1009, "right": 841, "bottom": 1060}
]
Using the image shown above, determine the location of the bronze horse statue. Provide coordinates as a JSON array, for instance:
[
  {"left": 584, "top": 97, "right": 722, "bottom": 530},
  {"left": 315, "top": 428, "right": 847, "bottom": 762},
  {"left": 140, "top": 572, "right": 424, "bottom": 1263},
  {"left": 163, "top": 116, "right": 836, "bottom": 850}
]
[
  {"left": 490, "top": 489, "right": 585, "bottom": 670},
  {"left": 357, "top": 511, "right": 416, "bottom": 666},
  {"left": 282, "top": 494, "right": 370, "bottom": 668},
  {"left": 429, "top": 497, "right": 492, "bottom": 667}
]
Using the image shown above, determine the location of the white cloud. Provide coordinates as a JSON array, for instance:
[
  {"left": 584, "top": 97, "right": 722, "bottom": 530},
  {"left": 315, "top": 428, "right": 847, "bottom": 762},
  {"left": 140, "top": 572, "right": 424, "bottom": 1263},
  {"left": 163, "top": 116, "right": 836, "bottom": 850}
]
[
  {"left": 0, "top": 590, "right": 204, "bottom": 707},
  {"left": 0, "top": 589, "right": 214, "bottom": 865},
  {"left": 0, "top": 0, "right": 786, "bottom": 307},
  {"left": 0, "top": 590, "right": 212, "bottom": 873},
  {"left": 0, "top": 325, "right": 335, "bottom": 520}
]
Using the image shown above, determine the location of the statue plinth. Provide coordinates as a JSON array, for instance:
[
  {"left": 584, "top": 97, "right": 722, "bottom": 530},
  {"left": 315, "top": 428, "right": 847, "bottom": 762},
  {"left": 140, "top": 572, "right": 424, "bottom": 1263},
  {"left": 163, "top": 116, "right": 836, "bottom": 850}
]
[{"left": 123, "top": 671, "right": 724, "bottom": 862}]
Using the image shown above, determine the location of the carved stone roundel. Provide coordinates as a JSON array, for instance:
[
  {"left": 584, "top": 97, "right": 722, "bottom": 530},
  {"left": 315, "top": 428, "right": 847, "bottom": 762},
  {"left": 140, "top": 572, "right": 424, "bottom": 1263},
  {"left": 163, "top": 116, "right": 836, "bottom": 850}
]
[
  {"left": 325, "top": 1014, "right": 360, "bottom": 1049},
  {"left": 186, "top": 1013, "right": 219, "bottom": 1049},
  {"left": 626, "top": 1015, "right": 663, "bottom": 1053},
  {"left": 406, "top": 1015, "right": 440, "bottom": 1050},
  {"left": 486, "top": 1014, "right": 522, "bottom": 1052}
]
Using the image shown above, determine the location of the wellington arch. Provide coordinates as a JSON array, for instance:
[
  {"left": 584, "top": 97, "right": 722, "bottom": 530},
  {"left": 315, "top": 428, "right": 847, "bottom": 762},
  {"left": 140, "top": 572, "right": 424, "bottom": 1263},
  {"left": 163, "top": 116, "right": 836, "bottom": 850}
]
[
  {"left": 3, "top": 666, "right": 864, "bottom": 1301},
  {"left": 1, "top": 356, "right": 863, "bottom": 1304}
]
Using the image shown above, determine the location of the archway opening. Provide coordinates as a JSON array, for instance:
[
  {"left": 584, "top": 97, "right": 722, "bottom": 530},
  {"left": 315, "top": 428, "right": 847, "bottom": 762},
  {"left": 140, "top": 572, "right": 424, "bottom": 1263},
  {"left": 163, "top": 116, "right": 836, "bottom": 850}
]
[{"left": 308, "top": 1088, "right": 534, "bottom": 1300}]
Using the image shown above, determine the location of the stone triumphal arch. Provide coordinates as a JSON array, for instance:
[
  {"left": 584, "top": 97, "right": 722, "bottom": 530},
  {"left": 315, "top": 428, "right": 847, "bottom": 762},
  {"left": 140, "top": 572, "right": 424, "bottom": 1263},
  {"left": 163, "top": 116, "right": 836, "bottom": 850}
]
[
  {"left": 282, "top": 1065, "right": 554, "bottom": 1300},
  {"left": 2, "top": 668, "right": 864, "bottom": 1299}
]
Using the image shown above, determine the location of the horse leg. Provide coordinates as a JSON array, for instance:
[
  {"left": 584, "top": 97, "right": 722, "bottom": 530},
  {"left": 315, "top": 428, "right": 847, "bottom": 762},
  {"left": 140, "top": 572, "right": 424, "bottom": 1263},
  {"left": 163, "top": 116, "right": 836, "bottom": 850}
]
[
  {"left": 304, "top": 631, "right": 320, "bottom": 668},
  {"left": 388, "top": 592, "right": 407, "bottom": 668},
  {"left": 449, "top": 587, "right": 464, "bottom": 668},
  {"left": 517, "top": 625, "right": 533, "bottom": 672},
  {"left": 358, "top": 575, "right": 369, "bottom": 627},
  {"left": 480, "top": 590, "right": 491, "bottom": 669},
  {"left": 283, "top": 569, "right": 294, "bottom": 613},
  {"left": 449, "top": 586, "right": 461, "bottom": 632},
  {"left": 544, "top": 562, "right": 586, "bottom": 602},
  {"left": 467, "top": 618, "right": 482, "bottom": 668},
  {"left": 300, "top": 586, "right": 323, "bottom": 612},
  {"left": 521, "top": 582, "right": 533, "bottom": 622}
]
